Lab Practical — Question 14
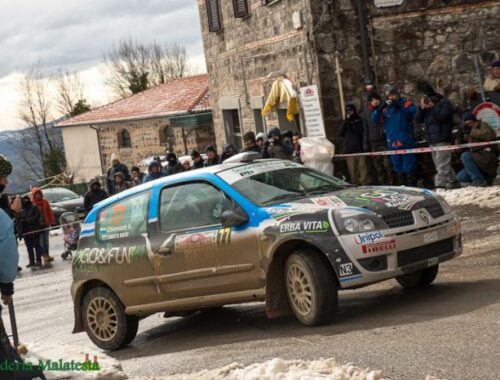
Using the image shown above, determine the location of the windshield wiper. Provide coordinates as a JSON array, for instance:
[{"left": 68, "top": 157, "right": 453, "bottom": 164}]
[
  {"left": 306, "top": 185, "right": 342, "bottom": 195},
  {"left": 263, "top": 192, "right": 307, "bottom": 205}
]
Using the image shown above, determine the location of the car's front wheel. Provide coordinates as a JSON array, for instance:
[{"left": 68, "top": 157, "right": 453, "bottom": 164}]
[
  {"left": 396, "top": 264, "right": 439, "bottom": 288},
  {"left": 284, "top": 250, "right": 337, "bottom": 326},
  {"left": 82, "top": 287, "right": 139, "bottom": 350}
]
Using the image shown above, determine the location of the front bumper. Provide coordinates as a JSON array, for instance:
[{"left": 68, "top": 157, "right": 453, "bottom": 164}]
[{"left": 337, "top": 212, "right": 462, "bottom": 288}]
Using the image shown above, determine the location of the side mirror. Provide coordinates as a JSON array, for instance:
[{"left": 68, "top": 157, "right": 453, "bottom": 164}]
[{"left": 221, "top": 207, "right": 248, "bottom": 228}]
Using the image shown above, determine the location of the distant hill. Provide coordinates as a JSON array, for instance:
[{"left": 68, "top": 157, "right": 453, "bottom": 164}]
[{"left": 0, "top": 126, "right": 62, "bottom": 194}]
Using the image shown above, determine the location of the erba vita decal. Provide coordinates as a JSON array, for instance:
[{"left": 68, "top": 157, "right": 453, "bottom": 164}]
[{"left": 279, "top": 220, "right": 330, "bottom": 234}]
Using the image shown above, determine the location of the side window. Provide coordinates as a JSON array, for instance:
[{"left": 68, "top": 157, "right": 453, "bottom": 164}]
[
  {"left": 160, "top": 182, "right": 232, "bottom": 232},
  {"left": 97, "top": 192, "right": 149, "bottom": 241}
]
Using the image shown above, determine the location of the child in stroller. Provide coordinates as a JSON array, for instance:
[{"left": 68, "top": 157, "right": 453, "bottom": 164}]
[{"left": 60, "top": 212, "right": 80, "bottom": 260}]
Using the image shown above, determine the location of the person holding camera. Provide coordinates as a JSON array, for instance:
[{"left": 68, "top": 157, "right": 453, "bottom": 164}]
[
  {"left": 263, "top": 127, "right": 293, "bottom": 160},
  {"left": 456, "top": 112, "right": 497, "bottom": 187},
  {"left": 415, "top": 84, "right": 459, "bottom": 189},
  {"left": 337, "top": 104, "right": 371, "bottom": 185},
  {"left": 371, "top": 84, "right": 417, "bottom": 186}
]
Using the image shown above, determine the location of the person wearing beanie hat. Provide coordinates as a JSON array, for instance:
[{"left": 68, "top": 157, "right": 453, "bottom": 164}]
[
  {"left": 337, "top": 104, "right": 371, "bottom": 185},
  {"left": 265, "top": 127, "right": 293, "bottom": 160},
  {"left": 204, "top": 145, "right": 220, "bottom": 167},
  {"left": 163, "top": 152, "right": 184, "bottom": 176},
  {"left": 220, "top": 144, "right": 237, "bottom": 163},
  {"left": 415, "top": 81, "right": 458, "bottom": 189},
  {"left": 241, "top": 131, "right": 261, "bottom": 154},
  {"left": 365, "top": 92, "right": 393, "bottom": 185},
  {"left": 371, "top": 83, "right": 418, "bottom": 186},
  {"left": 106, "top": 153, "right": 131, "bottom": 195},
  {"left": 113, "top": 171, "right": 132, "bottom": 194},
  {"left": 191, "top": 150, "right": 204, "bottom": 169},
  {"left": 144, "top": 160, "right": 165, "bottom": 183},
  {"left": 456, "top": 112, "right": 497, "bottom": 187}
]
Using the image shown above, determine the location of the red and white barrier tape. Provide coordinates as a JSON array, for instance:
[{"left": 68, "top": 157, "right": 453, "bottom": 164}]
[{"left": 334, "top": 141, "right": 500, "bottom": 158}]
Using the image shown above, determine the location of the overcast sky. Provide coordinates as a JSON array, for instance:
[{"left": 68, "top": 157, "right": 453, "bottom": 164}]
[{"left": 0, "top": 0, "right": 206, "bottom": 131}]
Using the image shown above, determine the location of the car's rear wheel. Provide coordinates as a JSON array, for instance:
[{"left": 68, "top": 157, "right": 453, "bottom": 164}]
[
  {"left": 396, "top": 264, "right": 439, "bottom": 288},
  {"left": 284, "top": 251, "right": 337, "bottom": 326},
  {"left": 82, "top": 287, "right": 139, "bottom": 350}
]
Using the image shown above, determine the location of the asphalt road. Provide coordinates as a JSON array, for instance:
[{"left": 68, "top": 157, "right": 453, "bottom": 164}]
[{"left": 8, "top": 204, "right": 500, "bottom": 379}]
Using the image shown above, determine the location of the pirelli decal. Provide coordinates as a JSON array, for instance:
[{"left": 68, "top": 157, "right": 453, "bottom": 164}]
[{"left": 217, "top": 228, "right": 231, "bottom": 246}]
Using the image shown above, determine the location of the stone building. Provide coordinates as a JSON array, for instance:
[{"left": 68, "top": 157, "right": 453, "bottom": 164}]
[
  {"left": 56, "top": 74, "right": 214, "bottom": 183},
  {"left": 197, "top": 0, "right": 500, "bottom": 147}
]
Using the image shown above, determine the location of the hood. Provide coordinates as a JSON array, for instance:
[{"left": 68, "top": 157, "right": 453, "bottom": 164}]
[
  {"left": 31, "top": 187, "right": 43, "bottom": 198},
  {"left": 148, "top": 161, "right": 162, "bottom": 175},
  {"left": 88, "top": 179, "right": 101, "bottom": 190},
  {"left": 266, "top": 186, "right": 437, "bottom": 217}
]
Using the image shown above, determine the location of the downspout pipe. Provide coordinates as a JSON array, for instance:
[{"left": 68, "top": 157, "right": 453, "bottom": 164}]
[{"left": 354, "top": 0, "right": 373, "bottom": 85}]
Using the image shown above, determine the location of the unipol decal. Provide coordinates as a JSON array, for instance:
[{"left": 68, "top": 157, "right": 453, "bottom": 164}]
[{"left": 374, "top": 0, "right": 403, "bottom": 7}]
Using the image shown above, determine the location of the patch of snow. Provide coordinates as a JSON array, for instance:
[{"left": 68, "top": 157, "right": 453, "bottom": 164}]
[
  {"left": 437, "top": 186, "right": 500, "bottom": 208},
  {"left": 486, "top": 225, "right": 500, "bottom": 232},
  {"left": 22, "top": 343, "right": 127, "bottom": 379},
  {"left": 142, "top": 358, "right": 388, "bottom": 380}
]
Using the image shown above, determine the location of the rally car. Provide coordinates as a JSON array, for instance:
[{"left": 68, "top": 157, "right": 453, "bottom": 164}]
[{"left": 71, "top": 154, "right": 462, "bottom": 350}]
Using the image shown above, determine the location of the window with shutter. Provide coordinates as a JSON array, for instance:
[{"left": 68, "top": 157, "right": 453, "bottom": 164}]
[
  {"left": 206, "top": 0, "right": 222, "bottom": 32},
  {"left": 233, "top": 0, "right": 249, "bottom": 18}
]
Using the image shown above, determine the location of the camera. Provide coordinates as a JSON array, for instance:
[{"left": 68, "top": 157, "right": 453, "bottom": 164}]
[
  {"left": 385, "top": 100, "right": 392, "bottom": 106},
  {"left": 423, "top": 95, "right": 430, "bottom": 105}
]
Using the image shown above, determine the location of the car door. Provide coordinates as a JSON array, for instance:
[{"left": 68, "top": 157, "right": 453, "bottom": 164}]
[{"left": 153, "top": 180, "right": 263, "bottom": 299}]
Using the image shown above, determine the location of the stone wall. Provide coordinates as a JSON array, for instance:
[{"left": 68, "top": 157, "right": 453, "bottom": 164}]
[
  {"left": 97, "top": 117, "right": 215, "bottom": 169},
  {"left": 198, "top": 0, "right": 500, "bottom": 147},
  {"left": 313, "top": 0, "right": 500, "bottom": 141},
  {"left": 198, "top": 0, "right": 320, "bottom": 149}
]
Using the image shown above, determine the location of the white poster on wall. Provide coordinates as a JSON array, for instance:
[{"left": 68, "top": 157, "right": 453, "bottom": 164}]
[{"left": 299, "top": 85, "right": 326, "bottom": 138}]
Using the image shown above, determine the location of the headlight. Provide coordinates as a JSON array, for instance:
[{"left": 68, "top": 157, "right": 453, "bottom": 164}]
[{"left": 334, "top": 208, "right": 388, "bottom": 235}]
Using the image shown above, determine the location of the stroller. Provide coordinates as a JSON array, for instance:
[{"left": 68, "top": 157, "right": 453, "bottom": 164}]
[{"left": 60, "top": 212, "right": 80, "bottom": 260}]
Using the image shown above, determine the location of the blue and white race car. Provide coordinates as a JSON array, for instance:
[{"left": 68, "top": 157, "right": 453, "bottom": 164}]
[{"left": 71, "top": 155, "right": 462, "bottom": 350}]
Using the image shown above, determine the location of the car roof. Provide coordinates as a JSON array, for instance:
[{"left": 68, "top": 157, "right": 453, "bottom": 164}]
[{"left": 93, "top": 160, "right": 282, "bottom": 210}]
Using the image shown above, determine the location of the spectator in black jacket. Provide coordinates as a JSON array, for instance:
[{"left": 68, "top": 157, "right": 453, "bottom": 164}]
[
  {"left": 191, "top": 150, "right": 205, "bottom": 169},
  {"left": 338, "top": 104, "right": 371, "bottom": 185},
  {"left": 415, "top": 84, "right": 458, "bottom": 189},
  {"left": 365, "top": 92, "right": 393, "bottom": 185},
  {"left": 18, "top": 196, "right": 45, "bottom": 268},
  {"left": 84, "top": 180, "right": 108, "bottom": 215},
  {"left": 241, "top": 132, "right": 261, "bottom": 154},
  {"left": 163, "top": 152, "right": 185, "bottom": 176}
]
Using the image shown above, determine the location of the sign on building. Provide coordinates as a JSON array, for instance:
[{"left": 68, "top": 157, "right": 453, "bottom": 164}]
[
  {"left": 374, "top": 0, "right": 403, "bottom": 7},
  {"left": 299, "top": 85, "right": 326, "bottom": 138}
]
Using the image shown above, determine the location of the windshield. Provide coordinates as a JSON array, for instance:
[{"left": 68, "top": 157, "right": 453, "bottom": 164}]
[
  {"left": 42, "top": 188, "right": 80, "bottom": 203},
  {"left": 228, "top": 167, "right": 348, "bottom": 206}
]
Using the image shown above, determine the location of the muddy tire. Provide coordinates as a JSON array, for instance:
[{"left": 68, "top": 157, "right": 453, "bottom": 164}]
[
  {"left": 284, "top": 251, "right": 337, "bottom": 326},
  {"left": 396, "top": 264, "right": 439, "bottom": 288},
  {"left": 82, "top": 287, "right": 139, "bottom": 350}
]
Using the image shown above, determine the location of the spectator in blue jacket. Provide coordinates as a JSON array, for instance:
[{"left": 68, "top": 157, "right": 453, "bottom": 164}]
[
  {"left": 371, "top": 84, "right": 417, "bottom": 186},
  {"left": 144, "top": 160, "right": 164, "bottom": 183},
  {"left": 0, "top": 154, "right": 22, "bottom": 365}
]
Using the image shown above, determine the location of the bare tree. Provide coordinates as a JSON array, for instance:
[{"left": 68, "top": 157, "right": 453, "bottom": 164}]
[
  {"left": 104, "top": 38, "right": 189, "bottom": 98},
  {"left": 17, "top": 63, "right": 65, "bottom": 179},
  {"left": 54, "top": 70, "right": 87, "bottom": 116}
]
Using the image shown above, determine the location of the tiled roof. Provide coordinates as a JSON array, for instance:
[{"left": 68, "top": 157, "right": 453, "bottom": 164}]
[{"left": 56, "top": 74, "right": 210, "bottom": 127}]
